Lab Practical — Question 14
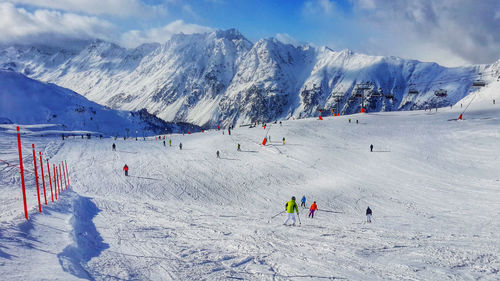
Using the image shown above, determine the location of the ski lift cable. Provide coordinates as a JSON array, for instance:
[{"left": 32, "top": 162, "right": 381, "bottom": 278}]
[
  {"left": 330, "top": 70, "right": 496, "bottom": 97},
  {"left": 350, "top": 70, "right": 496, "bottom": 93},
  {"left": 459, "top": 91, "right": 479, "bottom": 119},
  {"left": 405, "top": 70, "right": 496, "bottom": 89}
]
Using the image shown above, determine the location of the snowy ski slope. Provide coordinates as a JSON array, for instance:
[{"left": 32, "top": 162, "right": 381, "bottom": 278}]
[{"left": 0, "top": 83, "right": 499, "bottom": 280}]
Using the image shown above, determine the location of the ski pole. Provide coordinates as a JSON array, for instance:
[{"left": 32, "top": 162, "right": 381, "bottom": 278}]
[
  {"left": 297, "top": 212, "right": 301, "bottom": 226},
  {"left": 270, "top": 210, "right": 285, "bottom": 219},
  {"left": 267, "top": 210, "right": 285, "bottom": 223},
  {"left": 317, "top": 209, "right": 343, "bottom": 214}
]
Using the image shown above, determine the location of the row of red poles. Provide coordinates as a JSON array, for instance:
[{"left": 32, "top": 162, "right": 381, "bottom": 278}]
[
  {"left": 318, "top": 109, "right": 350, "bottom": 121},
  {"left": 16, "top": 126, "right": 70, "bottom": 220}
]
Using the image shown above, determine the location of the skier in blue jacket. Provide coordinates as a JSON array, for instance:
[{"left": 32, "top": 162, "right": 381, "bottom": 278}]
[{"left": 300, "top": 195, "right": 306, "bottom": 208}]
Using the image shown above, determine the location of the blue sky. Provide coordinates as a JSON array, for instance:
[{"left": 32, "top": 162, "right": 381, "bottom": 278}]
[{"left": 1, "top": 0, "right": 499, "bottom": 67}]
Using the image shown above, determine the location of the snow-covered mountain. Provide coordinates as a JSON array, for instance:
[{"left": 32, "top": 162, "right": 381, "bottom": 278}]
[
  {"left": 1, "top": 29, "right": 499, "bottom": 127},
  {"left": 0, "top": 70, "right": 200, "bottom": 136}
]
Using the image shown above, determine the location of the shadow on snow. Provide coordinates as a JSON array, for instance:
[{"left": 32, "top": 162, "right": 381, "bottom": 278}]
[{"left": 57, "top": 191, "right": 109, "bottom": 280}]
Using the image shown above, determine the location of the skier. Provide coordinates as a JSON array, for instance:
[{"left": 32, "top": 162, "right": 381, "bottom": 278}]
[
  {"left": 282, "top": 137, "right": 285, "bottom": 145},
  {"left": 163, "top": 140, "right": 166, "bottom": 147},
  {"left": 370, "top": 144, "right": 373, "bottom": 152},
  {"left": 61, "top": 134, "right": 64, "bottom": 140},
  {"left": 228, "top": 128, "right": 231, "bottom": 135},
  {"left": 112, "top": 143, "right": 116, "bottom": 151},
  {"left": 216, "top": 150, "right": 220, "bottom": 158},
  {"left": 179, "top": 143, "right": 183, "bottom": 150},
  {"left": 169, "top": 139, "right": 172, "bottom": 146},
  {"left": 237, "top": 143, "right": 241, "bottom": 151},
  {"left": 366, "top": 206, "right": 372, "bottom": 223},
  {"left": 284, "top": 196, "right": 299, "bottom": 226},
  {"left": 123, "top": 164, "right": 129, "bottom": 176},
  {"left": 300, "top": 195, "right": 306, "bottom": 208},
  {"left": 280, "top": 121, "right": 282, "bottom": 126},
  {"left": 309, "top": 201, "right": 318, "bottom": 218},
  {"left": 349, "top": 118, "right": 351, "bottom": 123},
  {"left": 356, "top": 119, "right": 359, "bottom": 124},
  {"left": 268, "top": 135, "right": 271, "bottom": 142}
]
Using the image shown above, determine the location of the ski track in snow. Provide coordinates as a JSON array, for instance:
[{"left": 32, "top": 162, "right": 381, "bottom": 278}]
[{"left": 1, "top": 101, "right": 500, "bottom": 280}]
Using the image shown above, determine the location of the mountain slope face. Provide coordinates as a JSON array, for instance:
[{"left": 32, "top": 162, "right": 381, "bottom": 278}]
[
  {"left": 1, "top": 29, "right": 499, "bottom": 127},
  {"left": 0, "top": 70, "right": 200, "bottom": 136}
]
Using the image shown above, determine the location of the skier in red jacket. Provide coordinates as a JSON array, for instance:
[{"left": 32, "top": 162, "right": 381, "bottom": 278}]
[
  {"left": 123, "top": 164, "right": 129, "bottom": 176},
  {"left": 309, "top": 201, "right": 318, "bottom": 218}
]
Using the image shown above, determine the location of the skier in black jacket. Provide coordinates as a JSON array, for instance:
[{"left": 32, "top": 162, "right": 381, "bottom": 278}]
[{"left": 366, "top": 206, "right": 372, "bottom": 223}]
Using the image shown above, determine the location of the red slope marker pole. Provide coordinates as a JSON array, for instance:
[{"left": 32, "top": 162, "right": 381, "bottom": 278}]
[
  {"left": 65, "top": 160, "right": 69, "bottom": 187},
  {"left": 56, "top": 166, "right": 61, "bottom": 195},
  {"left": 16, "top": 127, "right": 28, "bottom": 220},
  {"left": 32, "top": 144, "right": 42, "bottom": 213},
  {"left": 65, "top": 162, "right": 68, "bottom": 188},
  {"left": 56, "top": 165, "right": 60, "bottom": 195},
  {"left": 59, "top": 164, "right": 63, "bottom": 193},
  {"left": 62, "top": 162, "right": 67, "bottom": 189},
  {"left": 53, "top": 164, "right": 58, "bottom": 199},
  {"left": 47, "top": 159, "right": 54, "bottom": 202},
  {"left": 39, "top": 152, "right": 47, "bottom": 205}
]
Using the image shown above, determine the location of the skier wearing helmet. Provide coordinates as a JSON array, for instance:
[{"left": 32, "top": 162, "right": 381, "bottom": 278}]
[{"left": 284, "top": 196, "right": 299, "bottom": 226}]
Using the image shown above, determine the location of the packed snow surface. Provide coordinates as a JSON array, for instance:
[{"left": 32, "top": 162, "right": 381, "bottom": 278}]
[{"left": 0, "top": 84, "right": 499, "bottom": 280}]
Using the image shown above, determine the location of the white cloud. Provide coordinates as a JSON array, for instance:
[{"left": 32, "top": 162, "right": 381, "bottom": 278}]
[
  {"left": 356, "top": 0, "right": 375, "bottom": 9},
  {"left": 120, "top": 20, "right": 214, "bottom": 48},
  {"left": 0, "top": 2, "right": 114, "bottom": 45},
  {"left": 5, "top": 0, "right": 166, "bottom": 17},
  {"left": 303, "top": 0, "right": 337, "bottom": 16},
  {"left": 318, "top": 0, "right": 334, "bottom": 14},
  {"left": 349, "top": 0, "right": 500, "bottom": 66},
  {"left": 275, "top": 33, "right": 300, "bottom": 47}
]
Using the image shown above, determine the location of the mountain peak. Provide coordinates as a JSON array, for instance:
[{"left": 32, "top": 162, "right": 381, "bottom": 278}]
[{"left": 214, "top": 28, "right": 246, "bottom": 41}]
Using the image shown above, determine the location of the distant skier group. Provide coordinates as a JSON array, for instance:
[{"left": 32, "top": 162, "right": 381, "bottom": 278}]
[
  {"left": 283, "top": 195, "right": 318, "bottom": 226},
  {"left": 283, "top": 195, "right": 372, "bottom": 226}
]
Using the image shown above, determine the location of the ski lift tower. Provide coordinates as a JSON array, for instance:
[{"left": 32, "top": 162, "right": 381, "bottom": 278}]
[
  {"left": 408, "top": 83, "right": 419, "bottom": 95},
  {"left": 332, "top": 91, "right": 344, "bottom": 115},
  {"left": 472, "top": 80, "right": 486, "bottom": 87},
  {"left": 354, "top": 82, "right": 373, "bottom": 113},
  {"left": 434, "top": 89, "right": 447, "bottom": 97}
]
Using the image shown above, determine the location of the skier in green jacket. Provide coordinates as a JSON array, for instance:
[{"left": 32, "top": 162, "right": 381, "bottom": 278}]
[{"left": 284, "top": 196, "right": 299, "bottom": 226}]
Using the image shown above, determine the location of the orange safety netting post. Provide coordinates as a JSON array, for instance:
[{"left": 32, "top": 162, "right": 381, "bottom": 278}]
[
  {"left": 458, "top": 114, "right": 463, "bottom": 120},
  {"left": 318, "top": 115, "right": 323, "bottom": 120},
  {"left": 360, "top": 108, "right": 365, "bottom": 113},
  {"left": 262, "top": 137, "right": 267, "bottom": 145}
]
